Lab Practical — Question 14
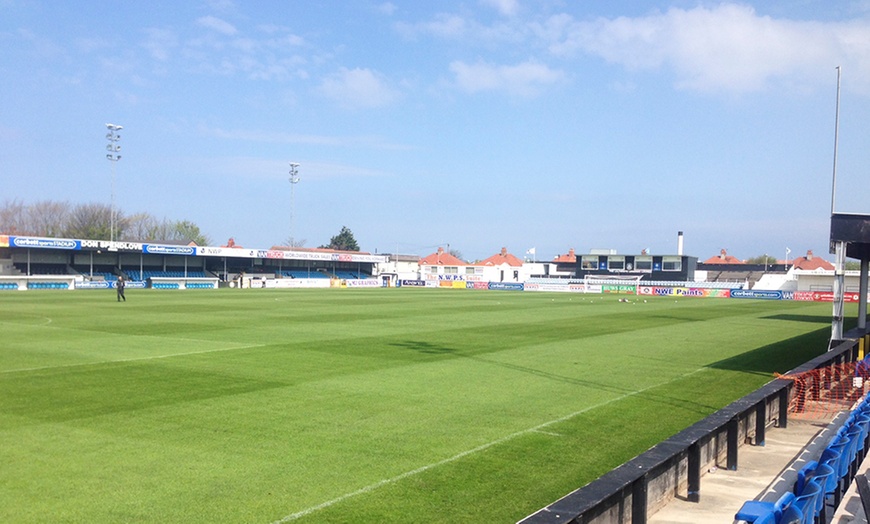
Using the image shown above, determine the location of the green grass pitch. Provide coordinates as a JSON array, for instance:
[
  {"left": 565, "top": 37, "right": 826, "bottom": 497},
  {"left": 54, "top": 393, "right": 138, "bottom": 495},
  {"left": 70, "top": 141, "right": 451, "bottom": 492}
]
[{"left": 0, "top": 288, "right": 842, "bottom": 523}]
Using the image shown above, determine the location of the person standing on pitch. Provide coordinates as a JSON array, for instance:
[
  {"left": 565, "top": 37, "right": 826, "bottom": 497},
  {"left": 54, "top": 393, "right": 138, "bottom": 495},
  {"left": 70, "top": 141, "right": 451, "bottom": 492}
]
[{"left": 116, "top": 275, "right": 126, "bottom": 302}]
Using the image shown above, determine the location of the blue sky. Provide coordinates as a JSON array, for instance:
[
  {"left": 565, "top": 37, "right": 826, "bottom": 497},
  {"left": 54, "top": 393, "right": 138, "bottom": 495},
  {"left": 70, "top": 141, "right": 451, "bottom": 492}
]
[{"left": 2, "top": 1, "right": 869, "bottom": 262}]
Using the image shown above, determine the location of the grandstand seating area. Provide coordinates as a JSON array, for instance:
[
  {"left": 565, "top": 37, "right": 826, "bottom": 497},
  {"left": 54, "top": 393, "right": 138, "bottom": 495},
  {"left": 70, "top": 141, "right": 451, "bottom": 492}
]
[
  {"left": 84, "top": 271, "right": 117, "bottom": 281},
  {"left": 279, "top": 269, "right": 329, "bottom": 279},
  {"left": 0, "top": 282, "right": 19, "bottom": 290},
  {"left": 125, "top": 270, "right": 208, "bottom": 281},
  {"left": 333, "top": 271, "right": 362, "bottom": 279},
  {"left": 708, "top": 270, "right": 763, "bottom": 287},
  {"left": 14, "top": 263, "right": 67, "bottom": 275},
  {"left": 735, "top": 388, "right": 870, "bottom": 524}
]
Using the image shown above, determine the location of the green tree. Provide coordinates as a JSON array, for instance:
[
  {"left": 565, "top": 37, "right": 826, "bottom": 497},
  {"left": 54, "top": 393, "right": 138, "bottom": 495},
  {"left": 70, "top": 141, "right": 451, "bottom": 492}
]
[
  {"left": 173, "top": 220, "right": 211, "bottom": 246},
  {"left": 321, "top": 226, "right": 359, "bottom": 251}
]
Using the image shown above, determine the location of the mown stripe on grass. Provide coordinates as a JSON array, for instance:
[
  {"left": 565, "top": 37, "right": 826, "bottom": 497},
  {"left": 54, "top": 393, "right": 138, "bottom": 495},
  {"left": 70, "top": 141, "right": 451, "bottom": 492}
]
[
  {"left": 271, "top": 367, "right": 706, "bottom": 523},
  {"left": 0, "top": 343, "right": 266, "bottom": 375}
]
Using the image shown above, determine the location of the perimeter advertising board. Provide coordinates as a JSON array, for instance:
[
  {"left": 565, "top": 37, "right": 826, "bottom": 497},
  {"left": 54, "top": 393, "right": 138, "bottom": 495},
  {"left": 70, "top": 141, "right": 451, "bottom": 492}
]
[
  {"left": 730, "top": 289, "right": 783, "bottom": 300},
  {"left": 524, "top": 282, "right": 586, "bottom": 293},
  {"left": 638, "top": 286, "right": 732, "bottom": 298},
  {"left": 344, "top": 279, "right": 381, "bottom": 288},
  {"left": 489, "top": 282, "right": 524, "bottom": 291},
  {"left": 793, "top": 291, "right": 861, "bottom": 302},
  {"left": 603, "top": 284, "right": 636, "bottom": 294}
]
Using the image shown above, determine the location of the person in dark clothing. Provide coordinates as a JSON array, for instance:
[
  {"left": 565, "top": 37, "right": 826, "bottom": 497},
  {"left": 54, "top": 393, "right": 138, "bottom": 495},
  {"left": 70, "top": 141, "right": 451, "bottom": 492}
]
[{"left": 117, "top": 276, "right": 126, "bottom": 302}]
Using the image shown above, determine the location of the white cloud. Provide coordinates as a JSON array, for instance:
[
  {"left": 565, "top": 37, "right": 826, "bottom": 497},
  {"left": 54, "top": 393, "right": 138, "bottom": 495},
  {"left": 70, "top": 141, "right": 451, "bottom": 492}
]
[
  {"left": 196, "top": 15, "right": 238, "bottom": 36},
  {"left": 481, "top": 0, "right": 519, "bottom": 17},
  {"left": 421, "top": 13, "right": 469, "bottom": 38},
  {"left": 449, "top": 59, "right": 565, "bottom": 96},
  {"left": 542, "top": 4, "right": 870, "bottom": 94},
  {"left": 318, "top": 67, "right": 399, "bottom": 108}
]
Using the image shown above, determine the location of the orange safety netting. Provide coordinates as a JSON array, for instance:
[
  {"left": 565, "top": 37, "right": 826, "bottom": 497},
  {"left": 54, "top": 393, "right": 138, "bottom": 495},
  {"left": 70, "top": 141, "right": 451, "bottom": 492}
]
[{"left": 777, "top": 360, "right": 870, "bottom": 421}]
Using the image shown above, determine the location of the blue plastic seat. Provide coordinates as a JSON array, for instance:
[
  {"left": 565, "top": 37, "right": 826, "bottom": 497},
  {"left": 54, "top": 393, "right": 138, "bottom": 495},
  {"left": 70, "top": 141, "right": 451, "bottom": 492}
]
[
  {"left": 792, "top": 479, "right": 821, "bottom": 524},
  {"left": 778, "top": 504, "right": 803, "bottom": 524},
  {"left": 796, "top": 461, "right": 835, "bottom": 524},
  {"left": 735, "top": 491, "right": 795, "bottom": 522}
]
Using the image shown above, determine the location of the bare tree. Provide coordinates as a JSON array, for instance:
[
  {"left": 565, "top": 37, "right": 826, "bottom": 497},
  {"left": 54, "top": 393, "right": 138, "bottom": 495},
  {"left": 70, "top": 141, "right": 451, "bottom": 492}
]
[
  {"left": 284, "top": 236, "right": 307, "bottom": 248},
  {"left": 123, "top": 212, "right": 160, "bottom": 241},
  {"left": 63, "top": 203, "right": 119, "bottom": 240},
  {"left": 27, "top": 200, "right": 70, "bottom": 237},
  {"left": 0, "top": 199, "right": 213, "bottom": 245},
  {"left": 0, "top": 199, "right": 29, "bottom": 235}
]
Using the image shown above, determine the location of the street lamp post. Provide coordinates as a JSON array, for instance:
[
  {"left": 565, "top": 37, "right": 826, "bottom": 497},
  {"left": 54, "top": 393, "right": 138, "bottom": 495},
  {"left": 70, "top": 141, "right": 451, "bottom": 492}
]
[
  {"left": 289, "top": 162, "right": 300, "bottom": 246},
  {"left": 105, "top": 123, "right": 123, "bottom": 243}
]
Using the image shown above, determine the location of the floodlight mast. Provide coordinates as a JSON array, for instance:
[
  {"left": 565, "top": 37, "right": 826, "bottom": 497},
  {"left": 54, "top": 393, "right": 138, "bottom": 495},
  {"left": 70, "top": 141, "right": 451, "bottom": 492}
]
[
  {"left": 830, "top": 67, "right": 844, "bottom": 346},
  {"left": 289, "top": 162, "right": 300, "bottom": 246},
  {"left": 105, "top": 123, "right": 123, "bottom": 243}
]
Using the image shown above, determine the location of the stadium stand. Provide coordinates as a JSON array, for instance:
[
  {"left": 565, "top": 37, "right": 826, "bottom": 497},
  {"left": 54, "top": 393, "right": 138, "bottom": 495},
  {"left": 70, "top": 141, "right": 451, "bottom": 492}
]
[
  {"left": 14, "top": 263, "right": 67, "bottom": 275},
  {"left": 126, "top": 270, "right": 207, "bottom": 281},
  {"left": 732, "top": 383, "right": 870, "bottom": 524},
  {"left": 278, "top": 269, "right": 330, "bottom": 279},
  {"left": 72, "top": 266, "right": 119, "bottom": 280}
]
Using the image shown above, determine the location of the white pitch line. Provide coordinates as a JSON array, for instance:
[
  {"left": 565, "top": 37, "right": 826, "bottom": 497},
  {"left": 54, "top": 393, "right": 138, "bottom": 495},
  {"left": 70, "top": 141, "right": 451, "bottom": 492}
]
[
  {"left": 0, "top": 315, "right": 53, "bottom": 327},
  {"left": 0, "top": 343, "right": 267, "bottom": 375},
  {"left": 271, "top": 368, "right": 707, "bottom": 523},
  {"left": 532, "top": 429, "right": 563, "bottom": 437}
]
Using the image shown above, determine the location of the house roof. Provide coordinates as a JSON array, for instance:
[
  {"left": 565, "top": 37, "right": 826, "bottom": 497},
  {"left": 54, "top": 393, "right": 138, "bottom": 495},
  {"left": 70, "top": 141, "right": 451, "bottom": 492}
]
[
  {"left": 269, "top": 245, "right": 372, "bottom": 255},
  {"left": 480, "top": 247, "right": 524, "bottom": 267},
  {"left": 703, "top": 249, "right": 744, "bottom": 264},
  {"left": 553, "top": 248, "right": 577, "bottom": 263},
  {"left": 792, "top": 250, "right": 835, "bottom": 271},
  {"left": 419, "top": 247, "right": 466, "bottom": 266}
]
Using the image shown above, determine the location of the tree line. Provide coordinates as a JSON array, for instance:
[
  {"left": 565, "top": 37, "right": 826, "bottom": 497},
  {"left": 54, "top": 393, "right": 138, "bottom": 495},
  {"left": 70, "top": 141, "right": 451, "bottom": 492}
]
[{"left": 0, "top": 199, "right": 211, "bottom": 246}]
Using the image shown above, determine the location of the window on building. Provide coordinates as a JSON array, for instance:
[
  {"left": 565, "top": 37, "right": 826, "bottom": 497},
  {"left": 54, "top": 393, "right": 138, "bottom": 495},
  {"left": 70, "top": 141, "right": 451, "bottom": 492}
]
[
  {"left": 444, "top": 266, "right": 458, "bottom": 274},
  {"left": 581, "top": 256, "right": 598, "bottom": 270},
  {"left": 635, "top": 256, "right": 653, "bottom": 271},
  {"left": 465, "top": 267, "right": 476, "bottom": 275},
  {"left": 662, "top": 256, "right": 682, "bottom": 271},
  {"left": 608, "top": 256, "right": 625, "bottom": 271}
]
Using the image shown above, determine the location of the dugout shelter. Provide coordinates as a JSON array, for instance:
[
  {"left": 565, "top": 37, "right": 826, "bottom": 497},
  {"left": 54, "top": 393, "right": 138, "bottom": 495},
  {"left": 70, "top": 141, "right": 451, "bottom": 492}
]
[{"left": 829, "top": 213, "right": 870, "bottom": 343}]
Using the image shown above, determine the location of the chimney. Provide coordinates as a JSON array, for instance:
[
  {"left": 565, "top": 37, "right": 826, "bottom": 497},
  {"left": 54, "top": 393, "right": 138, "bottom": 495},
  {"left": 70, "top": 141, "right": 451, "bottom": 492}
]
[
  {"left": 500, "top": 247, "right": 507, "bottom": 256},
  {"left": 677, "top": 231, "right": 684, "bottom": 256},
  {"left": 807, "top": 250, "right": 813, "bottom": 260},
  {"left": 568, "top": 248, "right": 575, "bottom": 258}
]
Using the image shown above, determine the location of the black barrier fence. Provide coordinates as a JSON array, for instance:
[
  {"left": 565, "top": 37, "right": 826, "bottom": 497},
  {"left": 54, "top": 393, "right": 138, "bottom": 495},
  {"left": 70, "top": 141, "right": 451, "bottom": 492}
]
[{"left": 518, "top": 339, "right": 861, "bottom": 524}]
